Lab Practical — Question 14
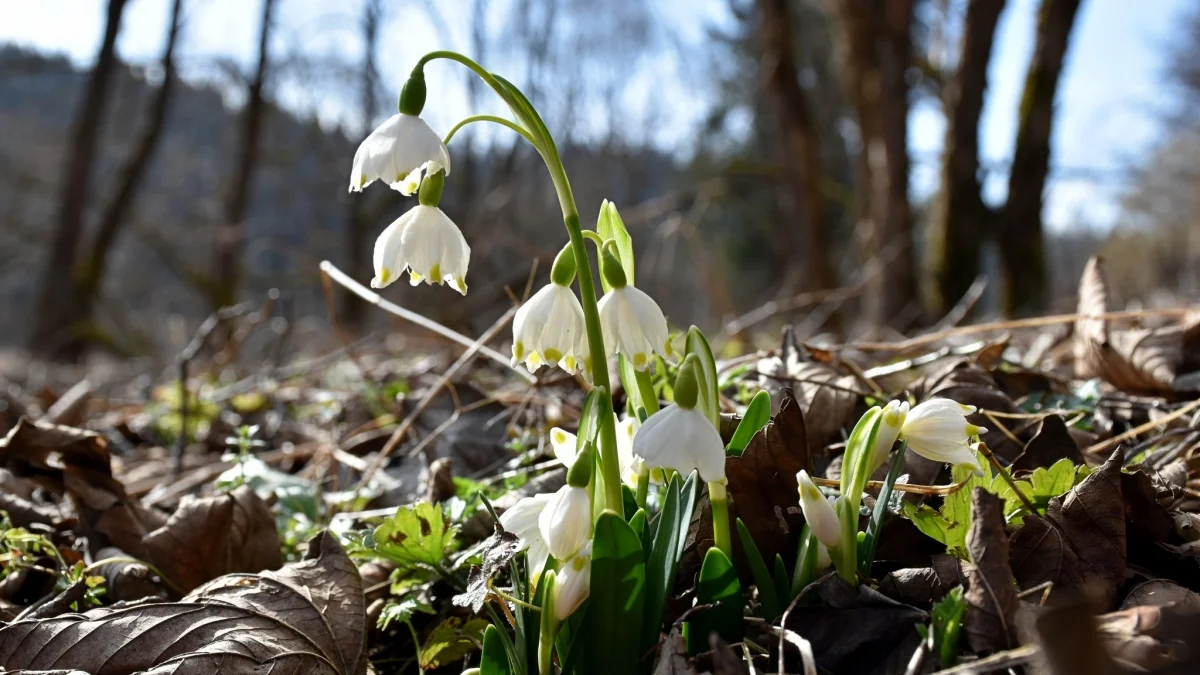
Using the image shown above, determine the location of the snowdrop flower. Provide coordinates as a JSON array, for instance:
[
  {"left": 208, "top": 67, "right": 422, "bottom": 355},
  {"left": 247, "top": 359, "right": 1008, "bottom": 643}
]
[
  {"left": 499, "top": 493, "right": 552, "bottom": 580},
  {"left": 371, "top": 173, "right": 470, "bottom": 293},
  {"left": 596, "top": 247, "right": 670, "bottom": 370},
  {"left": 866, "top": 400, "right": 908, "bottom": 475},
  {"left": 899, "top": 399, "right": 987, "bottom": 475},
  {"left": 349, "top": 113, "right": 451, "bottom": 195},
  {"left": 797, "top": 470, "right": 841, "bottom": 550},
  {"left": 539, "top": 484, "right": 592, "bottom": 561},
  {"left": 512, "top": 283, "right": 587, "bottom": 375},
  {"left": 549, "top": 416, "right": 640, "bottom": 485},
  {"left": 632, "top": 358, "right": 725, "bottom": 483},
  {"left": 553, "top": 542, "right": 591, "bottom": 621}
]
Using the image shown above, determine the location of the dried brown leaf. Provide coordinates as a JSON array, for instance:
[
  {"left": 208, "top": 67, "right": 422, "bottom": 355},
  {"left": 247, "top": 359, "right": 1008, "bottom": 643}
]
[
  {"left": 0, "top": 531, "right": 362, "bottom": 675},
  {"left": 758, "top": 354, "right": 858, "bottom": 453},
  {"left": 878, "top": 554, "right": 965, "bottom": 607},
  {"left": 964, "top": 489, "right": 1019, "bottom": 654},
  {"left": 1096, "top": 604, "right": 1200, "bottom": 672},
  {"left": 1012, "top": 415, "right": 1083, "bottom": 472},
  {"left": 1121, "top": 580, "right": 1200, "bottom": 612},
  {"left": 653, "top": 628, "right": 698, "bottom": 675}
]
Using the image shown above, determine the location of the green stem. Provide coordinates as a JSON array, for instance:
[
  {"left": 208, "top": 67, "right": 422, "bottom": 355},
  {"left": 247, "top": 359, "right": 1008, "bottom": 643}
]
[
  {"left": 790, "top": 526, "right": 819, "bottom": 598},
  {"left": 858, "top": 441, "right": 908, "bottom": 577},
  {"left": 420, "top": 50, "right": 621, "bottom": 515},
  {"left": 539, "top": 571, "right": 558, "bottom": 675},
  {"left": 708, "top": 481, "right": 732, "bottom": 558},
  {"left": 443, "top": 114, "right": 541, "bottom": 148},
  {"left": 634, "top": 464, "right": 650, "bottom": 510}
]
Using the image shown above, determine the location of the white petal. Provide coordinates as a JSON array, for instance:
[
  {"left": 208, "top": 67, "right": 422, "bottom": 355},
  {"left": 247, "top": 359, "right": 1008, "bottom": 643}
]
[
  {"left": 513, "top": 284, "right": 586, "bottom": 374},
  {"left": 398, "top": 206, "right": 471, "bottom": 293},
  {"left": 549, "top": 427, "right": 578, "bottom": 467},
  {"left": 348, "top": 114, "right": 450, "bottom": 193},
  {"left": 797, "top": 470, "right": 841, "bottom": 550},
  {"left": 633, "top": 405, "right": 726, "bottom": 482},
  {"left": 598, "top": 286, "right": 669, "bottom": 370},
  {"left": 528, "top": 539, "right": 551, "bottom": 584},
  {"left": 499, "top": 493, "right": 551, "bottom": 544},
  {"left": 539, "top": 485, "right": 591, "bottom": 561},
  {"left": 866, "top": 401, "right": 908, "bottom": 475},
  {"left": 900, "top": 399, "right": 986, "bottom": 470},
  {"left": 370, "top": 209, "right": 415, "bottom": 288},
  {"left": 553, "top": 545, "right": 591, "bottom": 620}
]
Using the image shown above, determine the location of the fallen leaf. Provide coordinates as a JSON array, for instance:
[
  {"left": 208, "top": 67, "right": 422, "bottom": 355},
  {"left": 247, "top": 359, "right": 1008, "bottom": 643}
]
[
  {"left": 1121, "top": 580, "right": 1200, "bottom": 612},
  {"left": 725, "top": 391, "right": 811, "bottom": 573},
  {"left": 878, "top": 554, "right": 965, "bottom": 607},
  {"left": 757, "top": 352, "right": 858, "bottom": 453},
  {"left": 652, "top": 628, "right": 698, "bottom": 675},
  {"left": 420, "top": 616, "right": 489, "bottom": 669},
  {"left": 1012, "top": 415, "right": 1083, "bottom": 472},
  {"left": 453, "top": 528, "right": 521, "bottom": 612},
  {"left": 1008, "top": 514, "right": 1088, "bottom": 598},
  {"left": 0, "top": 530, "right": 365, "bottom": 675},
  {"left": 1096, "top": 604, "right": 1200, "bottom": 672},
  {"left": 963, "top": 489, "right": 1019, "bottom": 654}
]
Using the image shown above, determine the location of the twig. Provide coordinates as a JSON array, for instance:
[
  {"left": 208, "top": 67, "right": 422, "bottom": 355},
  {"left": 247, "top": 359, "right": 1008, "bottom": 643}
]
[
  {"left": 933, "top": 275, "right": 988, "bottom": 331},
  {"left": 927, "top": 645, "right": 1039, "bottom": 674},
  {"left": 1087, "top": 397, "right": 1200, "bottom": 455},
  {"left": 977, "top": 442, "right": 1038, "bottom": 516},
  {"left": 319, "top": 260, "right": 532, "bottom": 382},
  {"left": 812, "top": 475, "right": 973, "bottom": 496}
]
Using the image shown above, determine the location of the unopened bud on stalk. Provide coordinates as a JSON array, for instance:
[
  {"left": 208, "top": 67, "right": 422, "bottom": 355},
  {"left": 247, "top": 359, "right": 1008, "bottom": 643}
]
[
  {"left": 566, "top": 442, "right": 595, "bottom": 488},
  {"left": 417, "top": 169, "right": 444, "bottom": 207},
  {"left": 674, "top": 354, "right": 700, "bottom": 410},
  {"left": 550, "top": 244, "right": 577, "bottom": 287},
  {"left": 398, "top": 70, "right": 427, "bottom": 116},
  {"left": 600, "top": 243, "right": 627, "bottom": 289}
]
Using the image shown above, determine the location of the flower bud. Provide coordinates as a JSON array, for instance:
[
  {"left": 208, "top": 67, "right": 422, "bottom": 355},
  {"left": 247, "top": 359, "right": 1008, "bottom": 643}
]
[
  {"left": 538, "top": 484, "right": 592, "bottom": 561},
  {"left": 417, "top": 169, "right": 444, "bottom": 206},
  {"left": 797, "top": 470, "right": 841, "bottom": 550},
  {"left": 866, "top": 400, "right": 908, "bottom": 475},
  {"left": 398, "top": 71, "right": 427, "bottom": 116},
  {"left": 673, "top": 355, "right": 700, "bottom": 410},
  {"left": 550, "top": 244, "right": 577, "bottom": 287},
  {"left": 600, "top": 245, "right": 627, "bottom": 289}
]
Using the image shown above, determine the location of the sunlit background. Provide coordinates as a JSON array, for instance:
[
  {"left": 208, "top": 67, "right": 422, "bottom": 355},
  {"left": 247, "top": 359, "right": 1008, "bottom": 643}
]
[{"left": 2, "top": 0, "right": 1197, "bottom": 363}]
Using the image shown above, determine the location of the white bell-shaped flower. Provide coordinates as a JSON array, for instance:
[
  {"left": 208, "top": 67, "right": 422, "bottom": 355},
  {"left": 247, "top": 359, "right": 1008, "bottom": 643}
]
[
  {"left": 512, "top": 283, "right": 588, "bottom": 374},
  {"left": 866, "top": 400, "right": 908, "bottom": 475},
  {"left": 797, "top": 470, "right": 841, "bottom": 550},
  {"left": 538, "top": 484, "right": 592, "bottom": 561},
  {"left": 549, "top": 416, "right": 640, "bottom": 486},
  {"left": 499, "top": 493, "right": 552, "bottom": 580},
  {"left": 371, "top": 205, "right": 470, "bottom": 294},
  {"left": 553, "top": 542, "right": 591, "bottom": 620},
  {"left": 349, "top": 113, "right": 451, "bottom": 195},
  {"left": 597, "top": 284, "right": 670, "bottom": 370},
  {"left": 632, "top": 404, "right": 725, "bottom": 483},
  {"left": 900, "top": 399, "right": 986, "bottom": 475}
]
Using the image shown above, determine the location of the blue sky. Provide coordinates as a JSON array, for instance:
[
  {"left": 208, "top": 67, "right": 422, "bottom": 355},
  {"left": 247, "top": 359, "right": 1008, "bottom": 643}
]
[{"left": 2, "top": 0, "right": 1188, "bottom": 233}]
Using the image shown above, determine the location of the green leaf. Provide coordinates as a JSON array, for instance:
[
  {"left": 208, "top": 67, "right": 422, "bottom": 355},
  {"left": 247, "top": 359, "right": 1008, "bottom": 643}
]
[
  {"left": 930, "top": 586, "right": 967, "bottom": 667},
  {"left": 596, "top": 200, "right": 635, "bottom": 291},
  {"left": 576, "top": 387, "right": 609, "bottom": 456},
  {"left": 619, "top": 355, "right": 660, "bottom": 418},
  {"left": 902, "top": 502, "right": 968, "bottom": 559},
  {"left": 377, "top": 594, "right": 434, "bottom": 630},
  {"left": 684, "top": 327, "right": 720, "bottom": 426},
  {"left": 685, "top": 547, "right": 743, "bottom": 654},
  {"left": 735, "top": 518, "right": 780, "bottom": 620},
  {"left": 421, "top": 616, "right": 489, "bottom": 669},
  {"left": 772, "top": 554, "right": 791, "bottom": 610},
  {"left": 580, "top": 513, "right": 646, "bottom": 675},
  {"left": 480, "top": 624, "right": 514, "bottom": 675},
  {"left": 373, "top": 501, "right": 457, "bottom": 571},
  {"left": 642, "top": 475, "right": 683, "bottom": 665},
  {"left": 726, "top": 390, "right": 771, "bottom": 456},
  {"left": 629, "top": 508, "right": 648, "bottom": 540}
]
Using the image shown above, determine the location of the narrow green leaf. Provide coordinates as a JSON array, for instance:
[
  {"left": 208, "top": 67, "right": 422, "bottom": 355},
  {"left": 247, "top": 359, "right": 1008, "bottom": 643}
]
[
  {"left": 684, "top": 327, "right": 720, "bottom": 426},
  {"left": 576, "top": 387, "right": 608, "bottom": 456},
  {"left": 480, "top": 624, "right": 513, "bottom": 675},
  {"left": 931, "top": 586, "right": 967, "bottom": 667},
  {"left": 596, "top": 200, "right": 635, "bottom": 290},
  {"left": 726, "top": 390, "right": 771, "bottom": 456},
  {"left": 580, "top": 513, "right": 646, "bottom": 675},
  {"left": 620, "top": 355, "right": 660, "bottom": 418},
  {"left": 772, "top": 554, "right": 790, "bottom": 610},
  {"left": 735, "top": 518, "right": 780, "bottom": 620},
  {"left": 643, "top": 475, "right": 682, "bottom": 658},
  {"left": 629, "top": 508, "right": 648, "bottom": 540},
  {"left": 685, "top": 547, "right": 743, "bottom": 654}
]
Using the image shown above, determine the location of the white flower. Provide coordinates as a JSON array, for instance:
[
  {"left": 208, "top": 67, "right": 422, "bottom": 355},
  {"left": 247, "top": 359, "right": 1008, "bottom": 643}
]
[
  {"left": 499, "top": 493, "right": 552, "bottom": 580},
  {"left": 900, "top": 399, "right": 986, "bottom": 475},
  {"left": 349, "top": 113, "right": 451, "bottom": 195},
  {"left": 549, "top": 417, "right": 640, "bottom": 486},
  {"left": 538, "top": 485, "right": 592, "bottom": 561},
  {"left": 512, "top": 284, "right": 588, "bottom": 374},
  {"left": 632, "top": 404, "right": 725, "bottom": 483},
  {"left": 371, "top": 205, "right": 470, "bottom": 294},
  {"left": 866, "top": 400, "right": 908, "bottom": 475},
  {"left": 553, "top": 542, "right": 591, "bottom": 621},
  {"left": 816, "top": 541, "right": 831, "bottom": 570},
  {"left": 597, "top": 285, "right": 670, "bottom": 370},
  {"left": 797, "top": 470, "right": 841, "bottom": 550}
]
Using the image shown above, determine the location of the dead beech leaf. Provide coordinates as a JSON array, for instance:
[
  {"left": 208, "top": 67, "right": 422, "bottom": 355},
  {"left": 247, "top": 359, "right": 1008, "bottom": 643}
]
[
  {"left": 1074, "top": 256, "right": 1193, "bottom": 393},
  {"left": 1121, "top": 580, "right": 1200, "bottom": 613},
  {"left": 758, "top": 352, "right": 858, "bottom": 453},
  {"left": 0, "top": 531, "right": 363, "bottom": 675},
  {"left": 726, "top": 391, "right": 811, "bottom": 571},
  {"left": 1012, "top": 414, "right": 1083, "bottom": 472},
  {"left": 1096, "top": 604, "right": 1200, "bottom": 672},
  {"left": 140, "top": 485, "right": 282, "bottom": 593},
  {"left": 964, "top": 489, "right": 1018, "bottom": 654},
  {"left": 878, "top": 554, "right": 964, "bottom": 607}
]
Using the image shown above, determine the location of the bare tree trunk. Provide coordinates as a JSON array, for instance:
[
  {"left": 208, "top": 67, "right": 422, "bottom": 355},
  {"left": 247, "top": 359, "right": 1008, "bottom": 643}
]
[
  {"left": 212, "top": 0, "right": 275, "bottom": 311},
  {"left": 28, "top": 0, "right": 129, "bottom": 356},
  {"left": 832, "top": 0, "right": 917, "bottom": 330},
  {"left": 998, "top": 0, "right": 1082, "bottom": 316},
  {"left": 927, "top": 0, "right": 1007, "bottom": 316},
  {"left": 342, "top": 0, "right": 381, "bottom": 330},
  {"left": 756, "top": 0, "right": 836, "bottom": 296},
  {"left": 57, "top": 0, "right": 185, "bottom": 359}
]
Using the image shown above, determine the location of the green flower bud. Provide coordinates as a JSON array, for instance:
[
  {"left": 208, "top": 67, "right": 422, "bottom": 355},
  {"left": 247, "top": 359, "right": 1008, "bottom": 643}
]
[
  {"left": 550, "top": 244, "right": 577, "bottom": 286},
  {"left": 674, "top": 354, "right": 700, "bottom": 410},
  {"left": 600, "top": 244, "right": 627, "bottom": 289},
  {"left": 566, "top": 442, "right": 595, "bottom": 488},
  {"left": 398, "top": 70, "right": 427, "bottom": 116},
  {"left": 417, "top": 169, "right": 444, "bottom": 207}
]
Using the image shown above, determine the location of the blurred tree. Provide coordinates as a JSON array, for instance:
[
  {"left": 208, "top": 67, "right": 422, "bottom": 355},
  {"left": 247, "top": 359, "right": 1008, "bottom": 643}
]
[
  {"left": 830, "top": 0, "right": 918, "bottom": 330},
  {"left": 28, "top": 0, "right": 129, "bottom": 357},
  {"left": 998, "top": 0, "right": 1082, "bottom": 316},
  {"left": 927, "top": 0, "right": 1006, "bottom": 316},
  {"left": 212, "top": 0, "right": 276, "bottom": 311}
]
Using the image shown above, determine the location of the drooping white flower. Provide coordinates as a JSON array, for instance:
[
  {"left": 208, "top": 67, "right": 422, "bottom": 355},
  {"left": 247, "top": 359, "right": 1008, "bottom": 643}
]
[
  {"left": 499, "top": 493, "right": 552, "bottom": 580},
  {"left": 632, "top": 404, "right": 725, "bottom": 483},
  {"left": 899, "top": 399, "right": 986, "bottom": 475},
  {"left": 349, "top": 113, "right": 451, "bottom": 195},
  {"left": 553, "top": 542, "right": 591, "bottom": 621},
  {"left": 797, "top": 470, "right": 841, "bottom": 550},
  {"left": 538, "top": 484, "right": 592, "bottom": 561},
  {"left": 597, "top": 285, "right": 670, "bottom": 370},
  {"left": 371, "top": 205, "right": 470, "bottom": 294},
  {"left": 866, "top": 400, "right": 909, "bottom": 475},
  {"left": 512, "top": 283, "right": 587, "bottom": 374},
  {"left": 548, "top": 416, "right": 641, "bottom": 486}
]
